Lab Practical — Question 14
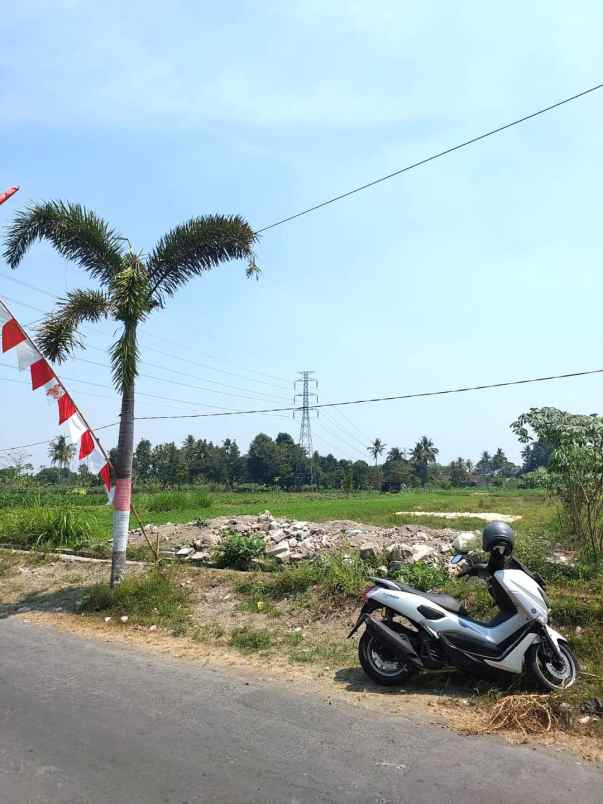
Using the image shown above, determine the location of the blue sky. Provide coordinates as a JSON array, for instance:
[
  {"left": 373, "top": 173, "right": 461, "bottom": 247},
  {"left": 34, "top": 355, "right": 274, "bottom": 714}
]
[{"left": 2, "top": 0, "right": 603, "bottom": 470}]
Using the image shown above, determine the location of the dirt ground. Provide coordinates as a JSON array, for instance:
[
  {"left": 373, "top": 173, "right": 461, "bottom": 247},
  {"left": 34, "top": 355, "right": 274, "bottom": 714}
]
[{"left": 1, "top": 548, "right": 601, "bottom": 763}]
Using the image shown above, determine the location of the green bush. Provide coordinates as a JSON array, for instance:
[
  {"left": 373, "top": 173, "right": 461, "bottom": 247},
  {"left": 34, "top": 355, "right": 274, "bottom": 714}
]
[
  {"left": 393, "top": 561, "right": 449, "bottom": 591},
  {"left": 317, "top": 552, "right": 372, "bottom": 598},
  {"left": 0, "top": 504, "right": 93, "bottom": 548},
  {"left": 214, "top": 532, "right": 265, "bottom": 570},
  {"left": 82, "top": 568, "right": 191, "bottom": 631}
]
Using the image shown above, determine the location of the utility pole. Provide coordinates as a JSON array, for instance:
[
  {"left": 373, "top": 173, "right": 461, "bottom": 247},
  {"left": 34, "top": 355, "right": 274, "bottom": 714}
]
[{"left": 294, "top": 371, "right": 318, "bottom": 484}]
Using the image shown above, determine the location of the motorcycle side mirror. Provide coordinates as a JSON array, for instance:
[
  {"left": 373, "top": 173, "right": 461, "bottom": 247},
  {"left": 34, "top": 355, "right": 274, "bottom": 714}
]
[{"left": 450, "top": 554, "right": 465, "bottom": 564}]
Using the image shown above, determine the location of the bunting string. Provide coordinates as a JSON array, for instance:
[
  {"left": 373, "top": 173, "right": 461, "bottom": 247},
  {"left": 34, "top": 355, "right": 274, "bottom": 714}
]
[{"left": 0, "top": 296, "right": 114, "bottom": 500}]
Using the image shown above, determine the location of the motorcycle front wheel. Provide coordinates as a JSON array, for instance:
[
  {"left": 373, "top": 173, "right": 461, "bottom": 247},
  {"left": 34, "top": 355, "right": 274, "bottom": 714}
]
[
  {"left": 358, "top": 630, "right": 417, "bottom": 687},
  {"left": 527, "top": 641, "right": 578, "bottom": 691}
]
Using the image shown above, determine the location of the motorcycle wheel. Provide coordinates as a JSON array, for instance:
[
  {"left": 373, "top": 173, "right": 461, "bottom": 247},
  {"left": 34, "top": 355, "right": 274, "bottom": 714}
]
[
  {"left": 358, "top": 629, "right": 417, "bottom": 687},
  {"left": 527, "top": 641, "right": 578, "bottom": 691}
]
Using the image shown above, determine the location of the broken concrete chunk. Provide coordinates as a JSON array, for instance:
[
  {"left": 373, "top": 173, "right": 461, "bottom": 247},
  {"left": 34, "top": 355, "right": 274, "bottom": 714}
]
[
  {"left": 385, "top": 543, "right": 413, "bottom": 561},
  {"left": 452, "top": 532, "right": 480, "bottom": 553},
  {"left": 409, "top": 544, "right": 436, "bottom": 563},
  {"left": 359, "top": 542, "right": 379, "bottom": 561},
  {"left": 265, "top": 542, "right": 291, "bottom": 560}
]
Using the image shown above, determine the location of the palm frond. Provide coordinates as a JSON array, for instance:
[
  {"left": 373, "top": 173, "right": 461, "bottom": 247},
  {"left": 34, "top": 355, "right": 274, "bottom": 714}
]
[
  {"left": 109, "top": 255, "right": 153, "bottom": 324},
  {"left": 36, "top": 289, "right": 112, "bottom": 362},
  {"left": 245, "top": 256, "right": 262, "bottom": 281},
  {"left": 110, "top": 322, "right": 139, "bottom": 393},
  {"left": 147, "top": 214, "right": 257, "bottom": 302},
  {"left": 3, "top": 201, "right": 124, "bottom": 284}
]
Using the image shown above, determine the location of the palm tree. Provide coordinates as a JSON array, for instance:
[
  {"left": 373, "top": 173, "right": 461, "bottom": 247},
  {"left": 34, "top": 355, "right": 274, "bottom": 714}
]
[
  {"left": 367, "top": 438, "right": 386, "bottom": 467},
  {"left": 477, "top": 450, "right": 492, "bottom": 476},
  {"left": 4, "top": 202, "right": 257, "bottom": 585},
  {"left": 411, "top": 436, "right": 439, "bottom": 487},
  {"left": 48, "top": 434, "right": 76, "bottom": 482},
  {"left": 386, "top": 446, "right": 405, "bottom": 463}
]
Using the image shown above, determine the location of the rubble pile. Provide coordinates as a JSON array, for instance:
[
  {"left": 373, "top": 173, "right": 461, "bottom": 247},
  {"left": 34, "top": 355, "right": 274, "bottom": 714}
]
[{"left": 130, "top": 511, "right": 479, "bottom": 568}]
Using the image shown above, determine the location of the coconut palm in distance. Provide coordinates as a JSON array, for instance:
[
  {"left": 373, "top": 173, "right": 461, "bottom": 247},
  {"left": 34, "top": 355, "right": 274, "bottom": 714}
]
[
  {"left": 411, "top": 436, "right": 439, "bottom": 487},
  {"left": 48, "top": 434, "right": 76, "bottom": 482},
  {"left": 367, "top": 438, "right": 387, "bottom": 467},
  {"left": 4, "top": 202, "right": 258, "bottom": 585}
]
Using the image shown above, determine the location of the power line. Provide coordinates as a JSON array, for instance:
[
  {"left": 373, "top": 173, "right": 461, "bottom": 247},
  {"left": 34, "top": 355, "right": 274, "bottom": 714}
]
[
  {"left": 0, "top": 372, "right": 116, "bottom": 401},
  {"left": 0, "top": 362, "right": 238, "bottom": 411},
  {"left": 141, "top": 332, "right": 290, "bottom": 387},
  {"left": 337, "top": 408, "right": 373, "bottom": 446},
  {"left": 1, "top": 276, "right": 291, "bottom": 387},
  {"left": 0, "top": 411, "right": 292, "bottom": 455},
  {"left": 4, "top": 366, "right": 603, "bottom": 457},
  {"left": 0, "top": 422, "right": 120, "bottom": 454},
  {"left": 140, "top": 341, "right": 290, "bottom": 389},
  {"left": 0, "top": 290, "right": 292, "bottom": 400},
  {"left": 0, "top": 294, "right": 50, "bottom": 317},
  {"left": 315, "top": 416, "right": 365, "bottom": 458},
  {"left": 322, "top": 409, "right": 369, "bottom": 452},
  {"left": 131, "top": 366, "right": 603, "bottom": 421},
  {"left": 256, "top": 82, "right": 603, "bottom": 233},
  {"left": 73, "top": 356, "right": 290, "bottom": 405},
  {"left": 0, "top": 273, "right": 59, "bottom": 299}
]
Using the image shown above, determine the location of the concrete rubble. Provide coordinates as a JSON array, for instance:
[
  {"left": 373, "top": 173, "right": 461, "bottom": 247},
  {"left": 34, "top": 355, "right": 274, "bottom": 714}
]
[{"left": 130, "top": 510, "right": 480, "bottom": 568}]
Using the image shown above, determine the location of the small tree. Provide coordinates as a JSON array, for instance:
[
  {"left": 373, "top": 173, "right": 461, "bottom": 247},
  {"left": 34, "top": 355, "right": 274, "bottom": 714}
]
[{"left": 512, "top": 407, "right": 603, "bottom": 558}]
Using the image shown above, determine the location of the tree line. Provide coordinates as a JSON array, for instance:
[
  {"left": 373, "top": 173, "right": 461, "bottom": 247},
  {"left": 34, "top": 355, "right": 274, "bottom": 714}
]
[{"left": 3, "top": 429, "right": 551, "bottom": 492}]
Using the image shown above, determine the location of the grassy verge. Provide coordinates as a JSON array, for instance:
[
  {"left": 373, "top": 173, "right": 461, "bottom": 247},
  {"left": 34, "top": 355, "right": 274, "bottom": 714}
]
[{"left": 81, "top": 568, "right": 192, "bottom": 634}]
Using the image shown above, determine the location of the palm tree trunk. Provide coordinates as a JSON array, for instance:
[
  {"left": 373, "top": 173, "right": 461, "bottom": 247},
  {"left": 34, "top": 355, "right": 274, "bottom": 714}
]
[{"left": 110, "top": 378, "right": 135, "bottom": 586}]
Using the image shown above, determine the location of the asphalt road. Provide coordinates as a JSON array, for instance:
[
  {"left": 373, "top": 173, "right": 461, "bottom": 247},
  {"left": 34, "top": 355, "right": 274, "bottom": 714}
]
[{"left": 0, "top": 618, "right": 601, "bottom": 803}]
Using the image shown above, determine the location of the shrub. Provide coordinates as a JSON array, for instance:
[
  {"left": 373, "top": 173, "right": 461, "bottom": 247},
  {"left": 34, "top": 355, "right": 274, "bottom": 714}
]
[
  {"left": 393, "top": 561, "right": 449, "bottom": 591},
  {"left": 214, "top": 532, "right": 265, "bottom": 570},
  {"left": 82, "top": 568, "right": 191, "bottom": 631}
]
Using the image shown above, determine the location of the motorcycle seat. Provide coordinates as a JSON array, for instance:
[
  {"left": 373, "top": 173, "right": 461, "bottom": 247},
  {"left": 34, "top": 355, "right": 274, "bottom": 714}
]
[{"left": 382, "top": 579, "right": 465, "bottom": 615}]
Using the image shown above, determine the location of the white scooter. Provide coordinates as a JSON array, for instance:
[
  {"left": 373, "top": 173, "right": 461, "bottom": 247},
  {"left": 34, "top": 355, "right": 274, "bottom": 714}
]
[{"left": 348, "top": 521, "right": 578, "bottom": 691}]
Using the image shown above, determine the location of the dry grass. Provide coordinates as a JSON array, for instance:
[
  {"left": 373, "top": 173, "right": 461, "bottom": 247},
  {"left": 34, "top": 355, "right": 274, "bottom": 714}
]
[{"left": 477, "top": 694, "right": 559, "bottom": 736}]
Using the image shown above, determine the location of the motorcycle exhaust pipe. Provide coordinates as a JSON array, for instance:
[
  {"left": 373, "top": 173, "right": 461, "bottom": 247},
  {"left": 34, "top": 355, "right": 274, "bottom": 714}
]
[{"left": 364, "top": 616, "right": 423, "bottom": 669}]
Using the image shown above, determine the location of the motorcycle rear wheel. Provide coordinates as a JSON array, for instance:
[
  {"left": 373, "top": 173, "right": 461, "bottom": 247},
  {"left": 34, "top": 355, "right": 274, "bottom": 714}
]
[
  {"left": 358, "top": 630, "right": 417, "bottom": 687},
  {"left": 527, "top": 641, "right": 578, "bottom": 691}
]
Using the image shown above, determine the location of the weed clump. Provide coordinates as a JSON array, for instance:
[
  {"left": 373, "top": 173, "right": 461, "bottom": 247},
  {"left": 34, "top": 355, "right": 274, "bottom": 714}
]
[
  {"left": 214, "top": 532, "right": 265, "bottom": 570},
  {"left": 391, "top": 561, "right": 449, "bottom": 591},
  {"left": 82, "top": 568, "right": 191, "bottom": 631},
  {"left": 237, "top": 551, "right": 374, "bottom": 603},
  {"left": 229, "top": 626, "right": 273, "bottom": 652}
]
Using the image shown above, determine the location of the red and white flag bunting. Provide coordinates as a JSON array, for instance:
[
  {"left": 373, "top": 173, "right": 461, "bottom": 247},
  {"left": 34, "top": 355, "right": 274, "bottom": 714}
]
[
  {"left": 0, "top": 299, "right": 114, "bottom": 501},
  {"left": 0, "top": 186, "right": 19, "bottom": 206}
]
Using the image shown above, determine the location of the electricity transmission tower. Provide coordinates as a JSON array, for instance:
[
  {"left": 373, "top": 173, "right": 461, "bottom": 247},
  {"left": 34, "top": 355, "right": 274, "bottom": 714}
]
[{"left": 294, "top": 371, "right": 318, "bottom": 483}]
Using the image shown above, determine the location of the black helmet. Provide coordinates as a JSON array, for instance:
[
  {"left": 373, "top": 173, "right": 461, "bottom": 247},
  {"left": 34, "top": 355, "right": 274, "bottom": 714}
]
[{"left": 482, "top": 521, "right": 514, "bottom": 555}]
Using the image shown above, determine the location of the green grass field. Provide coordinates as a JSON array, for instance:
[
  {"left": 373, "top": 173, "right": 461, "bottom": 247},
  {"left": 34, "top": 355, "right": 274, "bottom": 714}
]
[{"left": 0, "top": 487, "right": 558, "bottom": 550}]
